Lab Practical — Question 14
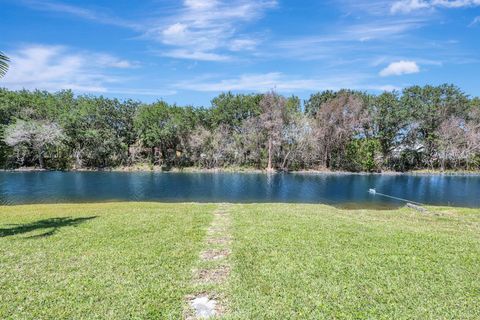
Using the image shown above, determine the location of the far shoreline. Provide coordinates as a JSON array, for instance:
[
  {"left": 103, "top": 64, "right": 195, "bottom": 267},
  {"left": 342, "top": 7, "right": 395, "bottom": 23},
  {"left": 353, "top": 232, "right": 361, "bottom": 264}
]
[{"left": 2, "top": 166, "right": 480, "bottom": 176}]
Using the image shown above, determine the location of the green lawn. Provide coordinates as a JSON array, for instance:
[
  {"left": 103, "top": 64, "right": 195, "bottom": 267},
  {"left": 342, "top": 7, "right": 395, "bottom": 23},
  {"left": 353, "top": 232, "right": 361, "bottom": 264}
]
[
  {"left": 1, "top": 203, "right": 479, "bottom": 319},
  {"left": 228, "top": 204, "right": 480, "bottom": 319},
  {"left": 0, "top": 203, "right": 214, "bottom": 319}
]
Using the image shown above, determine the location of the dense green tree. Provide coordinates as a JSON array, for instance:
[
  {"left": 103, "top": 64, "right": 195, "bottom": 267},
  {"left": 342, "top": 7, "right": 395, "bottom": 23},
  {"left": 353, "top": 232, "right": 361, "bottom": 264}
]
[
  {"left": 372, "top": 92, "right": 409, "bottom": 166},
  {"left": 61, "top": 96, "right": 126, "bottom": 168},
  {"left": 115, "top": 99, "right": 140, "bottom": 163},
  {"left": 210, "top": 92, "right": 262, "bottom": 131},
  {"left": 304, "top": 90, "right": 337, "bottom": 117},
  {"left": 135, "top": 101, "right": 191, "bottom": 165},
  {"left": 401, "top": 84, "right": 469, "bottom": 167},
  {"left": 285, "top": 95, "right": 302, "bottom": 114},
  {"left": 345, "top": 138, "right": 381, "bottom": 172}
]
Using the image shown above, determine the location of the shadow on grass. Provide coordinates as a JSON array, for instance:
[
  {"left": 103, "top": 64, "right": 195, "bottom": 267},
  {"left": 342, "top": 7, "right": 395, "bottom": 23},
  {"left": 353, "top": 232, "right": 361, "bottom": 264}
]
[{"left": 0, "top": 216, "right": 97, "bottom": 238}]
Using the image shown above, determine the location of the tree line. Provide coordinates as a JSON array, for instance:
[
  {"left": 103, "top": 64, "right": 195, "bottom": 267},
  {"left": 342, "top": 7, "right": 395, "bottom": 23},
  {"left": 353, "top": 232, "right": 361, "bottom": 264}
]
[{"left": 0, "top": 84, "right": 479, "bottom": 172}]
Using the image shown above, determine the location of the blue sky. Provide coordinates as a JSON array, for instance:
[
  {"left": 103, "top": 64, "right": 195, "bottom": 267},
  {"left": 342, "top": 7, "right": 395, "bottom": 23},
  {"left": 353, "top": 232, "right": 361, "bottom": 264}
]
[{"left": 1, "top": 0, "right": 479, "bottom": 106}]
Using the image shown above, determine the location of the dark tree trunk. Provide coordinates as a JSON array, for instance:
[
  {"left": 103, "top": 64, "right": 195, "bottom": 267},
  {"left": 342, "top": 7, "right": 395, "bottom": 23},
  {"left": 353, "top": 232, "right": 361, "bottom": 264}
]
[{"left": 38, "top": 151, "right": 45, "bottom": 169}]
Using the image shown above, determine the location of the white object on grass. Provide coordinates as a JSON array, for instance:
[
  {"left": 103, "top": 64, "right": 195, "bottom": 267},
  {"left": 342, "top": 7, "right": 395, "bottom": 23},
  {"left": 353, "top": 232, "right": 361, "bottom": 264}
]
[{"left": 191, "top": 296, "right": 216, "bottom": 318}]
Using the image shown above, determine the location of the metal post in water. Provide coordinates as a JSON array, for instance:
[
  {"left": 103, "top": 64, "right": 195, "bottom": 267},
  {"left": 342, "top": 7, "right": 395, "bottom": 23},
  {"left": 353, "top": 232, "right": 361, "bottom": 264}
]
[{"left": 368, "top": 188, "right": 428, "bottom": 213}]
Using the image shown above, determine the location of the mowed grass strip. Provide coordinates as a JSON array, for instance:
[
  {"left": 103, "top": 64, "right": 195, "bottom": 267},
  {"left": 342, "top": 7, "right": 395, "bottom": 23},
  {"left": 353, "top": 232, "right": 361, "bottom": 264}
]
[
  {"left": 0, "top": 202, "right": 214, "bottom": 320},
  {"left": 229, "top": 204, "right": 480, "bottom": 319}
]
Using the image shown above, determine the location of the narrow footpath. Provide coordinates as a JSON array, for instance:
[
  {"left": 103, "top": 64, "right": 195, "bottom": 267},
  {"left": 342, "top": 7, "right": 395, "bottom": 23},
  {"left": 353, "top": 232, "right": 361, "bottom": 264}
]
[{"left": 185, "top": 204, "right": 232, "bottom": 319}]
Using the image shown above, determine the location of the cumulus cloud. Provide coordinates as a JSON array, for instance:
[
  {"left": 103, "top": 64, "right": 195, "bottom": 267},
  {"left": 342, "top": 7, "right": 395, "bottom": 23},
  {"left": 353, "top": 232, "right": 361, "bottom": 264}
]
[
  {"left": 380, "top": 60, "right": 420, "bottom": 76},
  {"left": 1, "top": 44, "right": 135, "bottom": 93}
]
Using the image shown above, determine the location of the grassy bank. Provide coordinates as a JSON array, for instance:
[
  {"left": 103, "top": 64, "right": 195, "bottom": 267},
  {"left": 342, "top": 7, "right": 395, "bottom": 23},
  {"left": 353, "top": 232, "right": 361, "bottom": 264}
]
[{"left": 1, "top": 203, "right": 479, "bottom": 319}]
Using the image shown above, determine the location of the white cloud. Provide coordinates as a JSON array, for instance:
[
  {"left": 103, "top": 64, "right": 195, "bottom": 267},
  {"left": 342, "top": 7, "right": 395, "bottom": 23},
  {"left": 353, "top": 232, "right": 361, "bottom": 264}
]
[
  {"left": 391, "top": 0, "right": 430, "bottom": 13},
  {"left": 1, "top": 44, "right": 136, "bottom": 93},
  {"left": 106, "top": 88, "right": 177, "bottom": 96},
  {"left": 432, "top": 0, "right": 480, "bottom": 8},
  {"left": 229, "top": 39, "right": 258, "bottom": 51},
  {"left": 379, "top": 60, "right": 420, "bottom": 76},
  {"left": 20, "top": 0, "right": 141, "bottom": 29},
  {"left": 162, "top": 23, "right": 189, "bottom": 38},
  {"left": 147, "top": 0, "right": 277, "bottom": 61},
  {"left": 277, "top": 19, "right": 423, "bottom": 46},
  {"left": 184, "top": 0, "right": 218, "bottom": 10},
  {"left": 391, "top": 0, "right": 480, "bottom": 13},
  {"left": 348, "top": 20, "right": 424, "bottom": 41},
  {"left": 176, "top": 73, "right": 333, "bottom": 92},
  {"left": 93, "top": 54, "right": 138, "bottom": 68},
  {"left": 378, "top": 85, "right": 402, "bottom": 91},
  {"left": 271, "top": 18, "right": 425, "bottom": 62},
  {"left": 470, "top": 16, "right": 480, "bottom": 25},
  {"left": 175, "top": 72, "right": 395, "bottom": 93},
  {"left": 160, "top": 49, "right": 231, "bottom": 61}
]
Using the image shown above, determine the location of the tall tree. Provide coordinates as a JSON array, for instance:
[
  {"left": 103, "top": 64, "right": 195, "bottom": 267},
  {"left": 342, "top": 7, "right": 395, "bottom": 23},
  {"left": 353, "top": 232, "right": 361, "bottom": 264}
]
[
  {"left": 210, "top": 92, "right": 262, "bottom": 131},
  {"left": 401, "top": 84, "right": 469, "bottom": 168},
  {"left": 4, "top": 119, "right": 64, "bottom": 168},
  {"left": 372, "top": 91, "right": 409, "bottom": 165},
  {"left": 135, "top": 101, "right": 192, "bottom": 165},
  {"left": 116, "top": 100, "right": 140, "bottom": 164},
  {"left": 61, "top": 96, "right": 125, "bottom": 168},
  {"left": 313, "top": 90, "right": 370, "bottom": 169},
  {"left": 259, "top": 92, "right": 286, "bottom": 171},
  {"left": 304, "top": 91, "right": 337, "bottom": 117},
  {"left": 280, "top": 114, "right": 315, "bottom": 171}
]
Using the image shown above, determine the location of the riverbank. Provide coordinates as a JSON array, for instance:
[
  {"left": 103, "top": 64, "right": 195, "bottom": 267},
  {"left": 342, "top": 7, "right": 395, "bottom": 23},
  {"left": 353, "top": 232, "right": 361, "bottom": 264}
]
[
  {"left": 1, "top": 202, "right": 478, "bottom": 319},
  {"left": 3, "top": 165, "right": 480, "bottom": 175}
]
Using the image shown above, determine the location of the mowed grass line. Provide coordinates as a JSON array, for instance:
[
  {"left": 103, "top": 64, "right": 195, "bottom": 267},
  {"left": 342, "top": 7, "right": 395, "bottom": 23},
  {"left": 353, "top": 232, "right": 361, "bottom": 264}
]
[
  {"left": 0, "top": 202, "right": 215, "bottom": 320},
  {"left": 229, "top": 204, "right": 480, "bottom": 319}
]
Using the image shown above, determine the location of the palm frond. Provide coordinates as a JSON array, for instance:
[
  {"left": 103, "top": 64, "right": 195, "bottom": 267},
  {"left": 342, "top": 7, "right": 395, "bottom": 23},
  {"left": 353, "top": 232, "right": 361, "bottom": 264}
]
[{"left": 0, "top": 51, "right": 10, "bottom": 78}]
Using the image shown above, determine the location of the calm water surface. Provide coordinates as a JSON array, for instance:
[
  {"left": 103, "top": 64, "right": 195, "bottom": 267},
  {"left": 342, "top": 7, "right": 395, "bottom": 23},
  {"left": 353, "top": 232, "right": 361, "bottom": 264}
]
[{"left": 0, "top": 172, "right": 479, "bottom": 208}]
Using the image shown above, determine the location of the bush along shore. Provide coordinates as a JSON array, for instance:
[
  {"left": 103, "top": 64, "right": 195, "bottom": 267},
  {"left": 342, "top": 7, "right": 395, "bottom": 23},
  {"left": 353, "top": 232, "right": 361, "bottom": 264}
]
[{"left": 1, "top": 84, "right": 479, "bottom": 173}]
